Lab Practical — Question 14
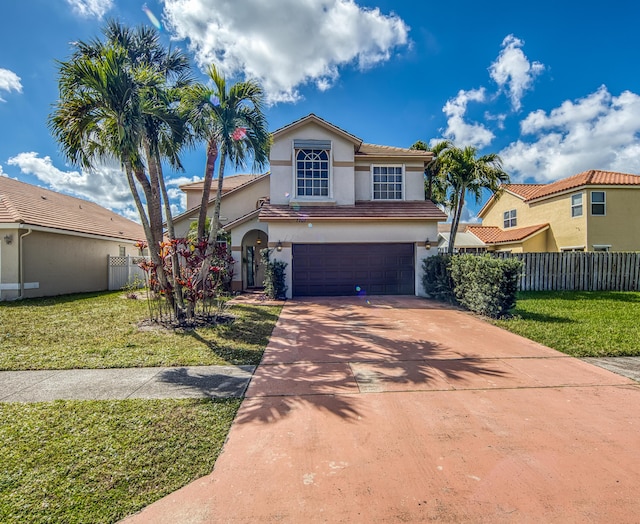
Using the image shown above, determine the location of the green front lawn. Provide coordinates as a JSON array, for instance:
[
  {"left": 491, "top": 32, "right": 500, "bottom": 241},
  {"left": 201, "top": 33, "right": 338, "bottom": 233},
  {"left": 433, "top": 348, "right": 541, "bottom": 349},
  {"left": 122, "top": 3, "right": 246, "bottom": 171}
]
[
  {"left": 0, "top": 398, "right": 240, "bottom": 523},
  {"left": 494, "top": 291, "right": 640, "bottom": 357},
  {"left": 0, "top": 291, "right": 281, "bottom": 370}
]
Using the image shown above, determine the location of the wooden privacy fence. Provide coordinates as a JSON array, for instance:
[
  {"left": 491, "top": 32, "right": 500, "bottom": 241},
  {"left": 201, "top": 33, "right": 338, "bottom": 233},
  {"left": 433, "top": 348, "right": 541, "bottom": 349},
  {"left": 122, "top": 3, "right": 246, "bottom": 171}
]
[
  {"left": 493, "top": 252, "right": 640, "bottom": 292},
  {"left": 108, "top": 255, "right": 148, "bottom": 291}
]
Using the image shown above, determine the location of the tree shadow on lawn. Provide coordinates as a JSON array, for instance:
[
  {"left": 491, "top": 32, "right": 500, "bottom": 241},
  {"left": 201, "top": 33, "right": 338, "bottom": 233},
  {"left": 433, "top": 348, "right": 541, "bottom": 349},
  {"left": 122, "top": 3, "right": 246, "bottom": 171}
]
[
  {"left": 509, "top": 310, "right": 576, "bottom": 324},
  {"left": 519, "top": 291, "right": 640, "bottom": 303}
]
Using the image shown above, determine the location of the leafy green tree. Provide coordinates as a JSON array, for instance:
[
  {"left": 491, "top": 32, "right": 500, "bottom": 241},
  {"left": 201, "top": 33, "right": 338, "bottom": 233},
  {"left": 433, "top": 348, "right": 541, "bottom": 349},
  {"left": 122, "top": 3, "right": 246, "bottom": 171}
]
[
  {"left": 181, "top": 65, "right": 271, "bottom": 242},
  {"left": 410, "top": 139, "right": 452, "bottom": 205},
  {"left": 49, "top": 22, "right": 190, "bottom": 314},
  {"left": 440, "top": 146, "right": 509, "bottom": 254}
]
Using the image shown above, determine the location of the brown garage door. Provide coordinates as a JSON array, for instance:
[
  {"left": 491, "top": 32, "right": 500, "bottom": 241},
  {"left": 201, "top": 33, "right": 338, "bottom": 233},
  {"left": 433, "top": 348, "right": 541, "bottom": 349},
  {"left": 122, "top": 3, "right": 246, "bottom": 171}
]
[{"left": 292, "top": 243, "right": 415, "bottom": 297}]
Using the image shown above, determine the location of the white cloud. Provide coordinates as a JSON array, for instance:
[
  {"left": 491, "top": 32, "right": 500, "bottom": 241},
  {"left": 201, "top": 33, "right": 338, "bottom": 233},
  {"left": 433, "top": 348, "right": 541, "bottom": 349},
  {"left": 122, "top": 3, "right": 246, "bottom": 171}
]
[
  {"left": 442, "top": 88, "right": 495, "bottom": 148},
  {"left": 500, "top": 86, "right": 640, "bottom": 182},
  {"left": 162, "top": 0, "right": 409, "bottom": 103},
  {"left": 0, "top": 68, "right": 22, "bottom": 102},
  {"left": 7, "top": 152, "right": 138, "bottom": 218},
  {"left": 0, "top": 164, "right": 4, "bottom": 176},
  {"left": 166, "top": 175, "right": 201, "bottom": 213},
  {"left": 489, "top": 34, "right": 544, "bottom": 111},
  {"left": 65, "top": 0, "right": 113, "bottom": 19}
]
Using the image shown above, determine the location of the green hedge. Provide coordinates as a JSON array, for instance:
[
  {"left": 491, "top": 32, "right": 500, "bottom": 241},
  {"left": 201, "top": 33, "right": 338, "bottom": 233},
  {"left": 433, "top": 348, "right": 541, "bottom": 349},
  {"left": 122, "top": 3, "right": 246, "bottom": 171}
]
[{"left": 422, "top": 254, "right": 523, "bottom": 318}]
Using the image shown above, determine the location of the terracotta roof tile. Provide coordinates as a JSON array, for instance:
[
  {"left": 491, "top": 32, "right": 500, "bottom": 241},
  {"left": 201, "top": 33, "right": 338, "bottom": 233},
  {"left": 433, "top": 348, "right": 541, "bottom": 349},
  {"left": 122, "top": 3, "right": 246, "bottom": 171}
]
[
  {"left": 356, "top": 143, "right": 433, "bottom": 159},
  {"left": 179, "top": 173, "right": 265, "bottom": 192},
  {"left": 0, "top": 177, "right": 144, "bottom": 241},
  {"left": 504, "top": 184, "right": 546, "bottom": 200},
  {"left": 526, "top": 170, "right": 640, "bottom": 200},
  {"left": 468, "top": 224, "right": 548, "bottom": 244},
  {"left": 260, "top": 201, "right": 447, "bottom": 221}
]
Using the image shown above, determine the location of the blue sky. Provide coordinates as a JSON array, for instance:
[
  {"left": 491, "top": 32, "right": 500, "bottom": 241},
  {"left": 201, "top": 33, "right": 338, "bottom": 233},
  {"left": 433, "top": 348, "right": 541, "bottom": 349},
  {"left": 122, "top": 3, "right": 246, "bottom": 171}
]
[{"left": 1, "top": 0, "right": 640, "bottom": 222}]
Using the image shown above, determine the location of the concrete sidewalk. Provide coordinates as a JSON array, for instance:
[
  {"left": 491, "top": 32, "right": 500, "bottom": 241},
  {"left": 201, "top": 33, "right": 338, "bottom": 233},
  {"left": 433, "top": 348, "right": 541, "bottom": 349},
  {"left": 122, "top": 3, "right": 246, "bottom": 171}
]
[
  {"left": 0, "top": 365, "right": 254, "bottom": 402},
  {"left": 123, "top": 296, "right": 640, "bottom": 523}
]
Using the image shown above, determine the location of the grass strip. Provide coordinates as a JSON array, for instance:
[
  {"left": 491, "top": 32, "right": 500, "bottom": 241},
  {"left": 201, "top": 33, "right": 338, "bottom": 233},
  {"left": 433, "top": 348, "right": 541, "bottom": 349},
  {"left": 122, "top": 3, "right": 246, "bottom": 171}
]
[
  {"left": 494, "top": 291, "right": 640, "bottom": 357},
  {"left": 0, "top": 398, "right": 240, "bottom": 523},
  {"left": 0, "top": 291, "right": 281, "bottom": 370}
]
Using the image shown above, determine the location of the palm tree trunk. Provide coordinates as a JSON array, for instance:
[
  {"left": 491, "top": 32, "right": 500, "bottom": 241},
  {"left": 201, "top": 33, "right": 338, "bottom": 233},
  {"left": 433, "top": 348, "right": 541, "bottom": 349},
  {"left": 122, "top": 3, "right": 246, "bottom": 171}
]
[
  {"left": 149, "top": 143, "right": 185, "bottom": 319},
  {"left": 448, "top": 190, "right": 465, "bottom": 255},
  {"left": 197, "top": 139, "right": 219, "bottom": 240},
  {"left": 196, "top": 142, "right": 227, "bottom": 290},
  {"left": 210, "top": 141, "right": 227, "bottom": 242}
]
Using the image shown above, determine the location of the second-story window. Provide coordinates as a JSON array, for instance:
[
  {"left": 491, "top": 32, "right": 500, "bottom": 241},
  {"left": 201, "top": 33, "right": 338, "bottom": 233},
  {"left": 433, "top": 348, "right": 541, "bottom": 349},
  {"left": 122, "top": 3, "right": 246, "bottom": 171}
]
[
  {"left": 373, "top": 166, "right": 403, "bottom": 200},
  {"left": 296, "top": 148, "right": 329, "bottom": 197},
  {"left": 571, "top": 193, "right": 583, "bottom": 217},
  {"left": 503, "top": 209, "right": 517, "bottom": 228},
  {"left": 591, "top": 191, "right": 606, "bottom": 215}
]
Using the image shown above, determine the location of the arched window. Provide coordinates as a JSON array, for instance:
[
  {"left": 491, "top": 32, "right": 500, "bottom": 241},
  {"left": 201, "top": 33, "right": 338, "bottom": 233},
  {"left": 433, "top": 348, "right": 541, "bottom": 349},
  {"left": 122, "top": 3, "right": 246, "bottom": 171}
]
[{"left": 296, "top": 149, "right": 329, "bottom": 197}]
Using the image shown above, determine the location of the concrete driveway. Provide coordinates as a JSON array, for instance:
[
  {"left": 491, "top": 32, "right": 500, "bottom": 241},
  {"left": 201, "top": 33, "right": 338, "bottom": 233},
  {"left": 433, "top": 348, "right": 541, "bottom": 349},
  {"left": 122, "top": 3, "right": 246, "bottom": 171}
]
[{"left": 123, "top": 296, "right": 640, "bottom": 523}]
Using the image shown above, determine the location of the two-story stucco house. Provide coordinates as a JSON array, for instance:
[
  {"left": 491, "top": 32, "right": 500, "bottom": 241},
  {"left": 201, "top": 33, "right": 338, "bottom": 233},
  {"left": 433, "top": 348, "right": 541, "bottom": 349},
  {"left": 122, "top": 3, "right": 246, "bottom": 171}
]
[
  {"left": 472, "top": 170, "right": 640, "bottom": 252},
  {"left": 174, "top": 114, "right": 446, "bottom": 298}
]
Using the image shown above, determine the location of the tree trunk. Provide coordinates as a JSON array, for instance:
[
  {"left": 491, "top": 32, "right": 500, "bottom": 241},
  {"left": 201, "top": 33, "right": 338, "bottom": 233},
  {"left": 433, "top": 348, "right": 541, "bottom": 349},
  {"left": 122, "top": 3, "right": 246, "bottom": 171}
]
[
  {"left": 197, "top": 138, "right": 219, "bottom": 240},
  {"left": 448, "top": 190, "right": 465, "bottom": 255},
  {"left": 149, "top": 143, "right": 185, "bottom": 319},
  {"left": 196, "top": 142, "right": 227, "bottom": 290}
]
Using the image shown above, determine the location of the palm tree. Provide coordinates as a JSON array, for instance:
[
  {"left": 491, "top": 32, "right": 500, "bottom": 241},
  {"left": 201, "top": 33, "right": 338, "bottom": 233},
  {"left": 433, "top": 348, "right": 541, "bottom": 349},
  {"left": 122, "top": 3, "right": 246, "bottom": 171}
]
[
  {"left": 410, "top": 139, "right": 452, "bottom": 205},
  {"left": 49, "top": 22, "right": 191, "bottom": 313},
  {"left": 181, "top": 65, "right": 271, "bottom": 242},
  {"left": 440, "top": 146, "right": 509, "bottom": 254}
]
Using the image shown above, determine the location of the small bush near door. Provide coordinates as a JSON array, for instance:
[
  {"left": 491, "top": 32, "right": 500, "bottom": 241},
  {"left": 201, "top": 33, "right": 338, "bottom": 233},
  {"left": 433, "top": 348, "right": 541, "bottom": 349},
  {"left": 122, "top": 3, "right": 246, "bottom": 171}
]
[
  {"left": 422, "top": 254, "right": 522, "bottom": 318},
  {"left": 260, "top": 248, "right": 288, "bottom": 299}
]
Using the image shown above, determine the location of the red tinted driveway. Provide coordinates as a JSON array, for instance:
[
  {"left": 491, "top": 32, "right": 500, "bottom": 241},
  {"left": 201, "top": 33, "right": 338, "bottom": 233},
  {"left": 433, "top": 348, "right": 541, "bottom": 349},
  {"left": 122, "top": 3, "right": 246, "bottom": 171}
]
[{"left": 124, "top": 297, "right": 640, "bottom": 523}]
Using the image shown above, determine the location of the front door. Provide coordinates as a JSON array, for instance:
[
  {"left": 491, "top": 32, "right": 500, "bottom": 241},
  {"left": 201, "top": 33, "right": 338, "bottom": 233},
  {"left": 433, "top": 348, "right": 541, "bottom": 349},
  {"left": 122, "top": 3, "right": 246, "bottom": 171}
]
[{"left": 246, "top": 246, "right": 265, "bottom": 289}]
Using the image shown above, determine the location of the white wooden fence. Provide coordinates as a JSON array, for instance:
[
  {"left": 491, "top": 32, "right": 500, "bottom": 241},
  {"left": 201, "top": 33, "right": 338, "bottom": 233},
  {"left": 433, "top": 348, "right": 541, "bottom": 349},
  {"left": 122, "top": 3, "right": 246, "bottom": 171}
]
[
  {"left": 108, "top": 255, "right": 148, "bottom": 290},
  {"left": 493, "top": 252, "right": 640, "bottom": 292}
]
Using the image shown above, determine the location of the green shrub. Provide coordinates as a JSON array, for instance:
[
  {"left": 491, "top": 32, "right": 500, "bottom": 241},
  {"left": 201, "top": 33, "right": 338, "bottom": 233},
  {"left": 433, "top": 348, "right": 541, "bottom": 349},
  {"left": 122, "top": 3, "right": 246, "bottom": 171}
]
[
  {"left": 449, "top": 255, "right": 522, "bottom": 318},
  {"left": 260, "top": 248, "right": 288, "bottom": 299},
  {"left": 421, "top": 254, "right": 456, "bottom": 302}
]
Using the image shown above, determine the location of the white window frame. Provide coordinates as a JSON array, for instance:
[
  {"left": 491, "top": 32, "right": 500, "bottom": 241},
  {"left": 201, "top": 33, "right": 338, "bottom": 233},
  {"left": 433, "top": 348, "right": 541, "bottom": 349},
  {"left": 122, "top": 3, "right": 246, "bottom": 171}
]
[
  {"left": 503, "top": 209, "right": 517, "bottom": 228},
  {"left": 371, "top": 164, "right": 405, "bottom": 201},
  {"left": 119, "top": 246, "right": 126, "bottom": 257},
  {"left": 593, "top": 244, "right": 611, "bottom": 252},
  {"left": 591, "top": 191, "right": 606, "bottom": 216},
  {"left": 292, "top": 141, "right": 333, "bottom": 201},
  {"left": 571, "top": 193, "right": 583, "bottom": 217},
  {"left": 560, "top": 246, "right": 585, "bottom": 252}
]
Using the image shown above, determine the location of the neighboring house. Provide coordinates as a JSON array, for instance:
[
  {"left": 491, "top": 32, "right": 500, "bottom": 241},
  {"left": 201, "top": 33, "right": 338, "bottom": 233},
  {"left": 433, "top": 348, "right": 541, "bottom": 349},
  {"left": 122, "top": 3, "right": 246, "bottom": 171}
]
[
  {"left": 473, "top": 170, "right": 640, "bottom": 252},
  {"left": 175, "top": 113, "right": 446, "bottom": 298},
  {"left": 437, "top": 223, "right": 487, "bottom": 253},
  {"left": 0, "top": 177, "right": 144, "bottom": 300}
]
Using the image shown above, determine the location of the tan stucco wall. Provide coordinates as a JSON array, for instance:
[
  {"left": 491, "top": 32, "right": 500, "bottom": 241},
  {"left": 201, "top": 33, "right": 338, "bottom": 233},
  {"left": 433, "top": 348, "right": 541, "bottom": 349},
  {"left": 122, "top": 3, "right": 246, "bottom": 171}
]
[
  {"left": 482, "top": 190, "right": 587, "bottom": 251},
  {"left": 265, "top": 219, "right": 438, "bottom": 298},
  {"left": 0, "top": 227, "right": 20, "bottom": 300},
  {"left": 18, "top": 230, "right": 135, "bottom": 299},
  {"left": 270, "top": 121, "right": 357, "bottom": 206},
  {"left": 184, "top": 188, "right": 202, "bottom": 211},
  {"left": 523, "top": 231, "right": 548, "bottom": 252},
  {"left": 174, "top": 177, "right": 270, "bottom": 238},
  {"left": 586, "top": 187, "right": 640, "bottom": 251}
]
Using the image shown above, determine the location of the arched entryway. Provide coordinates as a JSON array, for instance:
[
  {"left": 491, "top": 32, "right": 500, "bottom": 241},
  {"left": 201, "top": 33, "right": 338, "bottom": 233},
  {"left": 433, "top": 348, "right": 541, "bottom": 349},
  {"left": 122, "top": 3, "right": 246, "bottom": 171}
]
[{"left": 241, "top": 229, "right": 268, "bottom": 290}]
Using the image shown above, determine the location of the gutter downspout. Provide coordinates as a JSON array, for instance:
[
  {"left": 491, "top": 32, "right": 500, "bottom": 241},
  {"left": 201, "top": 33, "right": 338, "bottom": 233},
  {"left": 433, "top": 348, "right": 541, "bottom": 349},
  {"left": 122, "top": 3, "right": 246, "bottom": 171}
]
[{"left": 18, "top": 227, "right": 32, "bottom": 300}]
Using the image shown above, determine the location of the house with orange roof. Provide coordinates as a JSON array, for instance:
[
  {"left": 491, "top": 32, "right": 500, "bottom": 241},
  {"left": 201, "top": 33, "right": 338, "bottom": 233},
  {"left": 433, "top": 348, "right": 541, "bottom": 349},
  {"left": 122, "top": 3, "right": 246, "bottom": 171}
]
[
  {"left": 177, "top": 114, "right": 446, "bottom": 298},
  {"left": 0, "top": 176, "right": 144, "bottom": 300},
  {"left": 473, "top": 170, "right": 640, "bottom": 252}
]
